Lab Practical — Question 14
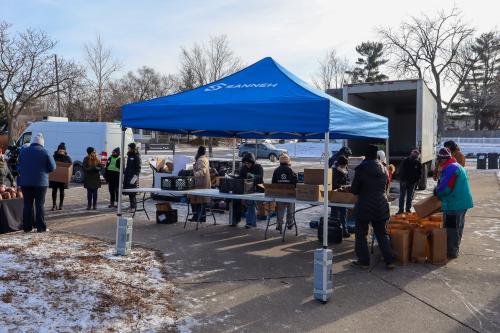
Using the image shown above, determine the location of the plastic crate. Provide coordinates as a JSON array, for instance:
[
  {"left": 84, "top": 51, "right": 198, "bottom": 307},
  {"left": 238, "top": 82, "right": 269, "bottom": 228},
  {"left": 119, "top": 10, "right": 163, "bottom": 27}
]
[
  {"left": 219, "top": 178, "right": 255, "bottom": 194},
  {"left": 161, "top": 176, "right": 195, "bottom": 191}
]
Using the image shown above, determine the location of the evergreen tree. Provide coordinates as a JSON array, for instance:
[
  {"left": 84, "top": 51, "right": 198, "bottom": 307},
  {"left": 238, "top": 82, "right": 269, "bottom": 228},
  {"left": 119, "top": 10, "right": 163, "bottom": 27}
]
[
  {"left": 347, "top": 41, "right": 388, "bottom": 83},
  {"left": 457, "top": 31, "right": 500, "bottom": 130}
]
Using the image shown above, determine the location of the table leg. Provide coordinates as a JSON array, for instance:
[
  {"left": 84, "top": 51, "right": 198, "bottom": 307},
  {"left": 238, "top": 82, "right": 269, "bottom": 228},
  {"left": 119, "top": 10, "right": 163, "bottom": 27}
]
[{"left": 183, "top": 196, "right": 190, "bottom": 229}]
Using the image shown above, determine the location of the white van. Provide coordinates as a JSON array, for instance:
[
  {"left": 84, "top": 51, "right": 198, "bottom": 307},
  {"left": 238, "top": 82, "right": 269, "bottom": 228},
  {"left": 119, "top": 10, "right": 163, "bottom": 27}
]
[{"left": 16, "top": 119, "right": 135, "bottom": 182}]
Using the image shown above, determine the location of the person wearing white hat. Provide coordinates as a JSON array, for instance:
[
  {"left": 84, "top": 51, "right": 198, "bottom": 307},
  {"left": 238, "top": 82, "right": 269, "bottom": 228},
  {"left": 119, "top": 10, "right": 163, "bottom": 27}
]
[
  {"left": 18, "top": 133, "right": 56, "bottom": 232},
  {"left": 272, "top": 153, "right": 297, "bottom": 231}
]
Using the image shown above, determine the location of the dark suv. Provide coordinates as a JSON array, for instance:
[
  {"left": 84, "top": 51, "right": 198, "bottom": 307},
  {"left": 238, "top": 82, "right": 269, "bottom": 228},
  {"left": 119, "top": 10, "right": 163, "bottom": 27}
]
[{"left": 238, "top": 143, "right": 287, "bottom": 161}]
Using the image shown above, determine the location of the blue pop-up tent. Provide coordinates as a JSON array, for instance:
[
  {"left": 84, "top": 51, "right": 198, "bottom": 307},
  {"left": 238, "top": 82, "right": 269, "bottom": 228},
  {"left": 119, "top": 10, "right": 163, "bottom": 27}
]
[
  {"left": 121, "top": 57, "right": 387, "bottom": 140},
  {"left": 119, "top": 57, "right": 388, "bottom": 303}
]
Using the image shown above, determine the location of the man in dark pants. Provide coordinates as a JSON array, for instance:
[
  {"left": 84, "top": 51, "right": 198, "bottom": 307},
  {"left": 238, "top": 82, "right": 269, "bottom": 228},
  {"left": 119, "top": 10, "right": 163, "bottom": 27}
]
[
  {"left": 17, "top": 133, "right": 56, "bottom": 232},
  {"left": 434, "top": 147, "right": 473, "bottom": 258},
  {"left": 124, "top": 143, "right": 141, "bottom": 210},
  {"left": 397, "top": 149, "right": 422, "bottom": 214},
  {"left": 351, "top": 144, "right": 395, "bottom": 269}
]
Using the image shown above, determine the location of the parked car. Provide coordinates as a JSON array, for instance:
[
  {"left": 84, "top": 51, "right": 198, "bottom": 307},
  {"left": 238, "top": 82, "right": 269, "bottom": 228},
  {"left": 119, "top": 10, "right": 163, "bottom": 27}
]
[
  {"left": 238, "top": 143, "right": 287, "bottom": 161},
  {"left": 13, "top": 118, "right": 136, "bottom": 183}
]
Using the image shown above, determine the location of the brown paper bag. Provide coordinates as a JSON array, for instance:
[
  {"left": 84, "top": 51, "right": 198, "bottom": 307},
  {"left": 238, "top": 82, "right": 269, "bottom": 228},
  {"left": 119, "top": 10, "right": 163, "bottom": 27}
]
[
  {"left": 411, "top": 229, "right": 430, "bottom": 263},
  {"left": 391, "top": 229, "right": 411, "bottom": 265},
  {"left": 430, "top": 228, "right": 447, "bottom": 264}
]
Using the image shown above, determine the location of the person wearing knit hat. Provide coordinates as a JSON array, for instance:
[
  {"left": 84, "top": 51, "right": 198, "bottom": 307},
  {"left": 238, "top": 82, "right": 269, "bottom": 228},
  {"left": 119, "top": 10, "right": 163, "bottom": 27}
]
[
  {"left": 397, "top": 149, "right": 422, "bottom": 214},
  {"left": 49, "top": 142, "right": 72, "bottom": 211},
  {"left": 351, "top": 144, "right": 395, "bottom": 270},
  {"left": 30, "top": 133, "right": 45, "bottom": 146},
  {"left": 272, "top": 153, "right": 297, "bottom": 231},
  {"left": 238, "top": 153, "right": 263, "bottom": 228},
  {"left": 434, "top": 146, "right": 473, "bottom": 259},
  {"left": 105, "top": 147, "right": 121, "bottom": 208},
  {"left": 83, "top": 146, "right": 101, "bottom": 210},
  {"left": 279, "top": 153, "right": 291, "bottom": 165},
  {"left": 124, "top": 142, "right": 141, "bottom": 210},
  {"left": 331, "top": 154, "right": 350, "bottom": 238},
  {"left": 18, "top": 132, "right": 56, "bottom": 233},
  {"left": 444, "top": 140, "right": 465, "bottom": 167}
]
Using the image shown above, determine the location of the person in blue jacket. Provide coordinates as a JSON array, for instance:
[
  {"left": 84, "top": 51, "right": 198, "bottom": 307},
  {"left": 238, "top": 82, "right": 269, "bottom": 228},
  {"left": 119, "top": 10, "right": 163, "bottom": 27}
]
[
  {"left": 18, "top": 133, "right": 56, "bottom": 233},
  {"left": 434, "top": 147, "right": 473, "bottom": 259}
]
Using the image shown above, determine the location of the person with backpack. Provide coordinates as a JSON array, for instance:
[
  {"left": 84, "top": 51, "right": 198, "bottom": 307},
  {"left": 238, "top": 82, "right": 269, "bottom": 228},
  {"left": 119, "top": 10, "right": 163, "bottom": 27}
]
[
  {"left": 105, "top": 147, "right": 121, "bottom": 208},
  {"left": 124, "top": 143, "right": 141, "bottom": 210},
  {"left": 351, "top": 144, "right": 395, "bottom": 270},
  {"left": 83, "top": 147, "right": 101, "bottom": 210},
  {"left": 272, "top": 153, "right": 297, "bottom": 231},
  {"left": 49, "top": 143, "right": 72, "bottom": 211},
  {"left": 434, "top": 147, "right": 473, "bottom": 259},
  {"left": 397, "top": 149, "right": 422, "bottom": 214},
  {"left": 331, "top": 155, "right": 350, "bottom": 238}
]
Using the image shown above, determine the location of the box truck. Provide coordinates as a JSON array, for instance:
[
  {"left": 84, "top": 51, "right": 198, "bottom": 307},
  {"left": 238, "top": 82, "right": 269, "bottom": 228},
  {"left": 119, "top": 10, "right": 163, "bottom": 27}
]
[
  {"left": 328, "top": 79, "right": 438, "bottom": 189},
  {"left": 14, "top": 118, "right": 135, "bottom": 183}
]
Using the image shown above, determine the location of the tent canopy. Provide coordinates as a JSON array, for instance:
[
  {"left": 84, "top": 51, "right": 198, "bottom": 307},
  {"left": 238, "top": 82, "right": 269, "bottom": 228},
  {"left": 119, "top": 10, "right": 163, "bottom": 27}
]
[{"left": 121, "top": 57, "right": 388, "bottom": 140}]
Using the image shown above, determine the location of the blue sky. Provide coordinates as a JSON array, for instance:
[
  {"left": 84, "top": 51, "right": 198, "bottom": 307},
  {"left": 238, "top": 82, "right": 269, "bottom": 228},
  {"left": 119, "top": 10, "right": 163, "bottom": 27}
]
[{"left": 2, "top": 0, "right": 499, "bottom": 85}]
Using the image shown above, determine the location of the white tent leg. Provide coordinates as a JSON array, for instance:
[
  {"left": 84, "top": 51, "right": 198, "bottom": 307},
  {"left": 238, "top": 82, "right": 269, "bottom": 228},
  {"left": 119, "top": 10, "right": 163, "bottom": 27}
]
[
  {"left": 117, "top": 128, "right": 126, "bottom": 216},
  {"left": 313, "top": 132, "right": 333, "bottom": 303},
  {"left": 323, "top": 133, "right": 329, "bottom": 247},
  {"left": 232, "top": 137, "right": 236, "bottom": 174},
  {"left": 115, "top": 128, "right": 132, "bottom": 256}
]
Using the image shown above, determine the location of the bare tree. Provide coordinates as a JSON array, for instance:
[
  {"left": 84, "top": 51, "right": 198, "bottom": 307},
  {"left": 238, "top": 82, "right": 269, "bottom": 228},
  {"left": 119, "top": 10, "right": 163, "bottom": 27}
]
[
  {"left": 0, "top": 22, "right": 81, "bottom": 142},
  {"left": 106, "top": 66, "right": 176, "bottom": 121},
  {"left": 178, "top": 35, "right": 242, "bottom": 156},
  {"left": 312, "top": 48, "right": 350, "bottom": 90},
  {"left": 178, "top": 34, "right": 242, "bottom": 89},
  {"left": 378, "top": 7, "right": 477, "bottom": 134},
  {"left": 85, "top": 34, "right": 120, "bottom": 121}
]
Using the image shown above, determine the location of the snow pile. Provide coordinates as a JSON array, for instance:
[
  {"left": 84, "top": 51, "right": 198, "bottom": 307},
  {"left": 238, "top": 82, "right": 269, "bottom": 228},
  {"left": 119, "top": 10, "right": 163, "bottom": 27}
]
[{"left": 0, "top": 232, "right": 177, "bottom": 332}]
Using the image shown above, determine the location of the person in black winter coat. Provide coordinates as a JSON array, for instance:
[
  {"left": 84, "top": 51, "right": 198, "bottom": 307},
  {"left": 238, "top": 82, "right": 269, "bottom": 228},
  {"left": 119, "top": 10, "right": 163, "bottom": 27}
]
[
  {"left": 351, "top": 144, "right": 395, "bottom": 269},
  {"left": 49, "top": 143, "right": 72, "bottom": 210},
  {"left": 124, "top": 143, "right": 141, "bottom": 209},
  {"left": 272, "top": 154, "right": 297, "bottom": 231},
  {"left": 239, "top": 153, "right": 263, "bottom": 228},
  {"left": 330, "top": 155, "right": 350, "bottom": 238},
  {"left": 397, "top": 149, "right": 422, "bottom": 214},
  {"left": 105, "top": 147, "right": 121, "bottom": 208}
]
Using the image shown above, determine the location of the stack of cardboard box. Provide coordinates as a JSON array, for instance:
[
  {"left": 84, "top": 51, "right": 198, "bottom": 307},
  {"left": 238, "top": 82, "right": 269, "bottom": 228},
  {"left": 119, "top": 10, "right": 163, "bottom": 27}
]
[{"left": 295, "top": 169, "right": 331, "bottom": 202}]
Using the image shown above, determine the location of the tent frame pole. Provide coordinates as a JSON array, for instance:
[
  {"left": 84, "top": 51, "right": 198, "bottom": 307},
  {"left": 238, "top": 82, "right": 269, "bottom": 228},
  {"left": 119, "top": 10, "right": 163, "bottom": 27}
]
[
  {"left": 323, "top": 132, "right": 329, "bottom": 248},
  {"left": 232, "top": 137, "right": 236, "bottom": 174},
  {"left": 117, "top": 128, "right": 126, "bottom": 216}
]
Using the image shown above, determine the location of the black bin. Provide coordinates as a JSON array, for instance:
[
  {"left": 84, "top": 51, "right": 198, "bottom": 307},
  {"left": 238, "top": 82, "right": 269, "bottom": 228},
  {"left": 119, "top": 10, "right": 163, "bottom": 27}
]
[
  {"left": 477, "top": 153, "right": 487, "bottom": 169},
  {"left": 156, "top": 210, "right": 178, "bottom": 224},
  {"left": 487, "top": 153, "right": 499, "bottom": 169},
  {"left": 219, "top": 178, "right": 255, "bottom": 194}
]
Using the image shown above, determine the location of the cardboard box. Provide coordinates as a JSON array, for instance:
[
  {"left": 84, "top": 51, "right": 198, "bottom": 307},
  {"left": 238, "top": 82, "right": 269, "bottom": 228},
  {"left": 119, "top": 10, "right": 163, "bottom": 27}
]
[
  {"left": 430, "top": 228, "right": 447, "bottom": 264},
  {"left": 303, "top": 169, "right": 332, "bottom": 185},
  {"left": 49, "top": 161, "right": 73, "bottom": 184},
  {"left": 155, "top": 202, "right": 172, "bottom": 211},
  {"left": 391, "top": 229, "right": 411, "bottom": 265},
  {"left": 264, "top": 183, "right": 296, "bottom": 197},
  {"left": 328, "top": 190, "right": 358, "bottom": 204},
  {"left": 296, "top": 184, "right": 324, "bottom": 202},
  {"left": 414, "top": 195, "right": 442, "bottom": 218}
]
